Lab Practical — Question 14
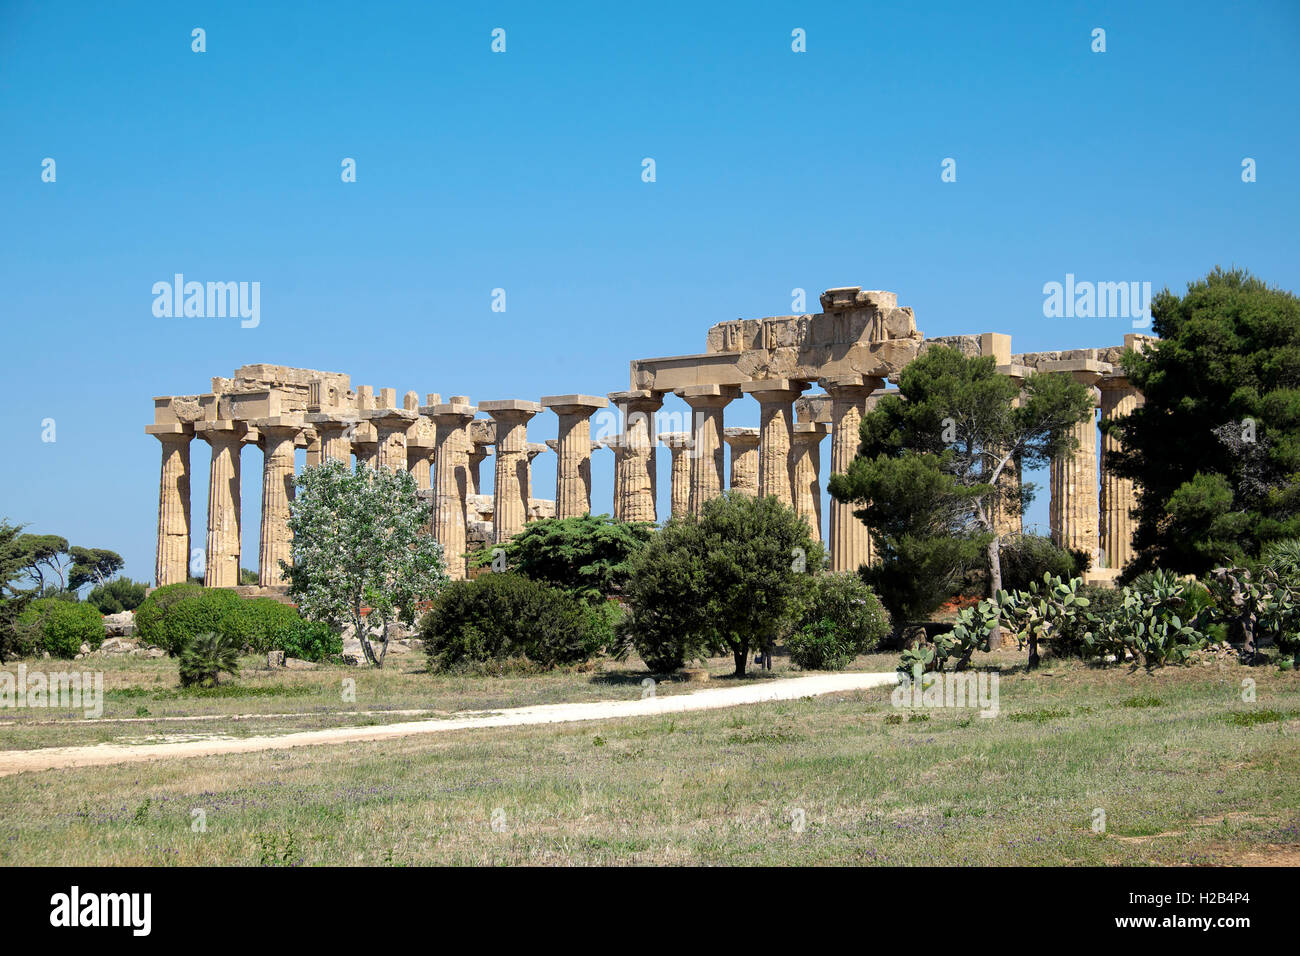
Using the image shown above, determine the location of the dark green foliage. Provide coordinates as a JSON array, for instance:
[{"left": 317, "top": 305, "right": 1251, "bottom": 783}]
[
  {"left": 998, "top": 534, "right": 1080, "bottom": 593},
  {"left": 0, "top": 521, "right": 36, "bottom": 662},
  {"left": 787, "top": 573, "right": 891, "bottom": 670},
  {"left": 622, "top": 492, "right": 820, "bottom": 676},
  {"left": 16, "top": 598, "right": 104, "bottom": 659},
  {"left": 829, "top": 345, "right": 1094, "bottom": 617},
  {"left": 468, "top": 514, "right": 652, "bottom": 603},
  {"left": 1111, "top": 268, "right": 1300, "bottom": 577},
  {"left": 236, "top": 598, "right": 303, "bottom": 654},
  {"left": 86, "top": 577, "right": 148, "bottom": 614},
  {"left": 134, "top": 584, "right": 247, "bottom": 656},
  {"left": 1053, "top": 584, "right": 1125, "bottom": 657},
  {"left": 1262, "top": 538, "right": 1300, "bottom": 586},
  {"left": 68, "top": 547, "right": 125, "bottom": 593},
  {"left": 178, "top": 631, "right": 241, "bottom": 687},
  {"left": 420, "top": 573, "right": 601, "bottom": 671},
  {"left": 14, "top": 533, "right": 70, "bottom": 592},
  {"left": 272, "top": 617, "right": 343, "bottom": 662}
]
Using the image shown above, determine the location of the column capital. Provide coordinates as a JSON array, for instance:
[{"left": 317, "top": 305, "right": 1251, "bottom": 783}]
[
  {"left": 741, "top": 379, "right": 810, "bottom": 401},
  {"left": 146, "top": 422, "right": 194, "bottom": 439},
  {"left": 481, "top": 399, "right": 543, "bottom": 419},
  {"left": 362, "top": 407, "right": 418, "bottom": 428},
  {"left": 249, "top": 416, "right": 304, "bottom": 442},
  {"left": 658, "top": 431, "right": 692, "bottom": 450},
  {"left": 819, "top": 373, "right": 886, "bottom": 396},
  {"left": 424, "top": 402, "right": 478, "bottom": 424},
  {"left": 193, "top": 420, "right": 247, "bottom": 443},
  {"left": 542, "top": 394, "right": 608, "bottom": 415},
  {"left": 675, "top": 384, "right": 741, "bottom": 407},
  {"left": 792, "top": 421, "right": 831, "bottom": 445},
  {"left": 723, "top": 426, "right": 760, "bottom": 450}
]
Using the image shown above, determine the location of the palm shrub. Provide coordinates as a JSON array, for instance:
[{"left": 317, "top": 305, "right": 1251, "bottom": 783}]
[
  {"left": 1262, "top": 539, "right": 1300, "bottom": 586},
  {"left": 178, "top": 631, "right": 241, "bottom": 687},
  {"left": 788, "top": 573, "right": 891, "bottom": 670}
]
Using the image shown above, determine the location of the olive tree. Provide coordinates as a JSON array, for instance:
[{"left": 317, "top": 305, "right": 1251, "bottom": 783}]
[{"left": 281, "top": 459, "right": 446, "bottom": 666}]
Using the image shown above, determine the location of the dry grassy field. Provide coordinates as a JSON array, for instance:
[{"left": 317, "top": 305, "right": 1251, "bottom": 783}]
[{"left": 1, "top": 647, "right": 1297, "bottom": 865}]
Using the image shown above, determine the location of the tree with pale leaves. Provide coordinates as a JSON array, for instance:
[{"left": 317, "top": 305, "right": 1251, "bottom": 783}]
[{"left": 281, "top": 459, "right": 447, "bottom": 667}]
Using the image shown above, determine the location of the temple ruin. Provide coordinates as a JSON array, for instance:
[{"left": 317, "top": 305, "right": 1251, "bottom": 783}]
[{"left": 146, "top": 286, "right": 1152, "bottom": 591}]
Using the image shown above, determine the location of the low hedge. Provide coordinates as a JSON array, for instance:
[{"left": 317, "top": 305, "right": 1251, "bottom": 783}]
[{"left": 16, "top": 599, "right": 104, "bottom": 659}]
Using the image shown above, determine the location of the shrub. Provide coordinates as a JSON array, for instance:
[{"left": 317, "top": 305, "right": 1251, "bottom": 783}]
[
  {"left": 788, "top": 573, "right": 891, "bottom": 670},
  {"left": 273, "top": 617, "right": 342, "bottom": 662},
  {"left": 86, "top": 578, "right": 148, "bottom": 614},
  {"left": 1085, "top": 569, "right": 1208, "bottom": 666},
  {"left": 134, "top": 582, "right": 202, "bottom": 649},
  {"left": 996, "top": 573, "right": 1091, "bottom": 669},
  {"left": 17, "top": 599, "right": 104, "bottom": 658},
  {"left": 420, "top": 573, "right": 600, "bottom": 671},
  {"left": 136, "top": 585, "right": 252, "bottom": 657},
  {"left": 1262, "top": 538, "right": 1300, "bottom": 586},
  {"left": 997, "top": 534, "right": 1079, "bottom": 593},
  {"left": 238, "top": 598, "right": 304, "bottom": 654},
  {"left": 178, "top": 631, "right": 241, "bottom": 687},
  {"left": 1053, "top": 584, "right": 1125, "bottom": 658}
]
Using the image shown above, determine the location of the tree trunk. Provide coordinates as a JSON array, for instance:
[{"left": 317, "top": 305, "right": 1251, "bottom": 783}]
[
  {"left": 986, "top": 534, "right": 1003, "bottom": 651},
  {"left": 732, "top": 644, "right": 747, "bottom": 677},
  {"left": 1028, "top": 632, "right": 1040, "bottom": 670}
]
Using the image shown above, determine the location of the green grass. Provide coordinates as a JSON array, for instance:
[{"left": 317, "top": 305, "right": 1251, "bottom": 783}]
[{"left": 0, "top": 650, "right": 1297, "bottom": 865}]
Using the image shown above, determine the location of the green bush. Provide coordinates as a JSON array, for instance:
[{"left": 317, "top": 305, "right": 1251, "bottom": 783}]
[
  {"left": 998, "top": 534, "right": 1079, "bottom": 593},
  {"left": 17, "top": 599, "right": 104, "bottom": 659},
  {"left": 1053, "top": 584, "right": 1125, "bottom": 657},
  {"left": 788, "top": 573, "right": 891, "bottom": 670},
  {"left": 86, "top": 578, "right": 148, "bottom": 614},
  {"left": 1085, "top": 570, "right": 1208, "bottom": 666},
  {"left": 273, "top": 617, "right": 342, "bottom": 662},
  {"left": 136, "top": 585, "right": 254, "bottom": 657},
  {"left": 237, "top": 598, "right": 303, "bottom": 654},
  {"left": 420, "top": 573, "right": 600, "bottom": 671},
  {"left": 1262, "top": 538, "right": 1300, "bottom": 587}
]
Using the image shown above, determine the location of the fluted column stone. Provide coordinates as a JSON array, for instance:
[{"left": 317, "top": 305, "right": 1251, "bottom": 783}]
[
  {"left": 677, "top": 384, "right": 739, "bottom": 515},
  {"left": 742, "top": 380, "right": 807, "bottom": 507},
  {"left": 1100, "top": 378, "right": 1142, "bottom": 571},
  {"left": 1049, "top": 373, "right": 1101, "bottom": 561},
  {"left": 252, "top": 418, "right": 303, "bottom": 588},
  {"left": 609, "top": 390, "right": 662, "bottom": 524},
  {"left": 723, "top": 427, "right": 760, "bottom": 497},
  {"left": 481, "top": 400, "right": 542, "bottom": 544},
  {"left": 195, "top": 421, "right": 246, "bottom": 588},
  {"left": 425, "top": 400, "right": 477, "bottom": 579},
  {"left": 542, "top": 394, "right": 608, "bottom": 519},
  {"left": 791, "top": 422, "right": 829, "bottom": 542},
  {"left": 147, "top": 423, "right": 194, "bottom": 587},
  {"left": 659, "top": 432, "right": 693, "bottom": 518},
  {"left": 822, "top": 375, "right": 883, "bottom": 573}
]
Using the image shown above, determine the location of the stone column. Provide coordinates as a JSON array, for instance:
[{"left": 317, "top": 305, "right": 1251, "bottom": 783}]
[
  {"left": 147, "top": 424, "right": 193, "bottom": 587},
  {"left": 609, "top": 390, "right": 663, "bottom": 523},
  {"left": 791, "top": 422, "right": 830, "bottom": 542},
  {"left": 467, "top": 420, "right": 494, "bottom": 496},
  {"left": 822, "top": 375, "right": 883, "bottom": 573},
  {"left": 425, "top": 400, "right": 477, "bottom": 579},
  {"left": 677, "top": 385, "right": 739, "bottom": 515},
  {"left": 364, "top": 402, "right": 416, "bottom": 473},
  {"left": 742, "top": 380, "right": 807, "bottom": 506},
  {"left": 195, "top": 421, "right": 246, "bottom": 588},
  {"left": 723, "top": 427, "right": 760, "bottom": 496},
  {"left": 406, "top": 419, "right": 436, "bottom": 492},
  {"left": 351, "top": 421, "right": 379, "bottom": 471},
  {"left": 304, "top": 431, "right": 322, "bottom": 469},
  {"left": 542, "top": 395, "right": 608, "bottom": 519},
  {"left": 1100, "top": 378, "right": 1142, "bottom": 571},
  {"left": 659, "top": 432, "right": 693, "bottom": 518},
  {"left": 1049, "top": 376, "right": 1101, "bottom": 561},
  {"left": 993, "top": 455, "right": 1023, "bottom": 537},
  {"left": 252, "top": 418, "right": 303, "bottom": 588},
  {"left": 304, "top": 414, "right": 358, "bottom": 466},
  {"left": 481, "top": 400, "right": 542, "bottom": 544},
  {"left": 598, "top": 435, "right": 625, "bottom": 520}
]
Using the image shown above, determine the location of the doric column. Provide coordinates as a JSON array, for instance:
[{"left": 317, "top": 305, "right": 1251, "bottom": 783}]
[
  {"left": 742, "top": 380, "right": 808, "bottom": 506},
  {"left": 146, "top": 423, "right": 193, "bottom": 587},
  {"left": 723, "top": 427, "right": 760, "bottom": 496},
  {"left": 304, "top": 410, "right": 358, "bottom": 466},
  {"left": 609, "top": 390, "right": 663, "bottom": 523},
  {"left": 542, "top": 394, "right": 608, "bottom": 519},
  {"left": 659, "top": 432, "right": 693, "bottom": 518},
  {"left": 791, "top": 422, "right": 830, "bottom": 542},
  {"left": 405, "top": 419, "right": 435, "bottom": 491},
  {"left": 252, "top": 418, "right": 303, "bottom": 588},
  {"left": 425, "top": 400, "right": 477, "bottom": 579},
  {"left": 304, "top": 431, "right": 322, "bottom": 469},
  {"left": 822, "top": 375, "right": 883, "bottom": 573},
  {"left": 1049, "top": 373, "right": 1101, "bottom": 561},
  {"left": 481, "top": 400, "right": 542, "bottom": 544},
  {"left": 195, "top": 420, "right": 246, "bottom": 588},
  {"left": 597, "top": 435, "right": 625, "bottom": 520},
  {"left": 1100, "top": 377, "right": 1142, "bottom": 571},
  {"left": 364, "top": 400, "right": 416, "bottom": 473},
  {"left": 351, "top": 421, "right": 379, "bottom": 471},
  {"left": 676, "top": 384, "right": 740, "bottom": 515},
  {"left": 467, "top": 420, "right": 494, "bottom": 496}
]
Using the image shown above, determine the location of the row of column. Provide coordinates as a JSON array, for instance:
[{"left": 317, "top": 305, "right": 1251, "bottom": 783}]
[{"left": 152, "top": 373, "right": 1143, "bottom": 588}]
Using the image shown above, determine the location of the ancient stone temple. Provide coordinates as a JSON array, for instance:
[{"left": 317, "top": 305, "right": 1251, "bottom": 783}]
[{"left": 147, "top": 286, "right": 1152, "bottom": 589}]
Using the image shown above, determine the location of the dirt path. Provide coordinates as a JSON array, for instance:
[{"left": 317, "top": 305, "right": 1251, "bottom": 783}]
[{"left": 0, "top": 671, "right": 898, "bottom": 776}]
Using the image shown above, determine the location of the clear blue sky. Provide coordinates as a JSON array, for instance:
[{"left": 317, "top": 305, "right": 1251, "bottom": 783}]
[{"left": 2, "top": 0, "right": 1298, "bottom": 583}]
